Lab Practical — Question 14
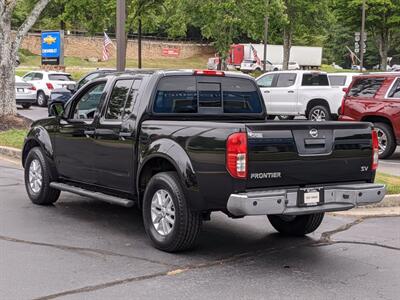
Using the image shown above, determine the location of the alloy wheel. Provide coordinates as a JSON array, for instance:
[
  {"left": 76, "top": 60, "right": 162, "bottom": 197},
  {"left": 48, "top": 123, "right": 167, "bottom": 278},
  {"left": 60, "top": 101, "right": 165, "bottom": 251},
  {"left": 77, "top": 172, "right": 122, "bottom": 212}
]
[
  {"left": 310, "top": 109, "right": 326, "bottom": 121},
  {"left": 151, "top": 189, "right": 175, "bottom": 236},
  {"left": 375, "top": 128, "right": 387, "bottom": 155},
  {"left": 29, "top": 159, "right": 43, "bottom": 193}
]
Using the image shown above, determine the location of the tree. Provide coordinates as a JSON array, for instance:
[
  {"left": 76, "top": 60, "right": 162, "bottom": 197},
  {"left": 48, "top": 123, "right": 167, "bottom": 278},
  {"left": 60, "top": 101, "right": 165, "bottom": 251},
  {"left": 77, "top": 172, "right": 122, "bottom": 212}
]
[
  {"left": 280, "top": 0, "right": 330, "bottom": 69},
  {"left": 0, "top": 0, "right": 52, "bottom": 117}
]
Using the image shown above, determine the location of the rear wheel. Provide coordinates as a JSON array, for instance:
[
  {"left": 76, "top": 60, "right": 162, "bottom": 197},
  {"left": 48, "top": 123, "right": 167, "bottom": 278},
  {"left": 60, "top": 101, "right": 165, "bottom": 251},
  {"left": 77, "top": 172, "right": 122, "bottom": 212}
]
[
  {"left": 266, "top": 115, "right": 277, "bottom": 120},
  {"left": 24, "top": 147, "right": 60, "bottom": 205},
  {"left": 374, "top": 122, "right": 396, "bottom": 159},
  {"left": 308, "top": 105, "right": 331, "bottom": 121},
  {"left": 142, "top": 172, "right": 202, "bottom": 252},
  {"left": 37, "top": 91, "right": 47, "bottom": 107},
  {"left": 268, "top": 213, "right": 324, "bottom": 236},
  {"left": 22, "top": 103, "right": 31, "bottom": 109}
]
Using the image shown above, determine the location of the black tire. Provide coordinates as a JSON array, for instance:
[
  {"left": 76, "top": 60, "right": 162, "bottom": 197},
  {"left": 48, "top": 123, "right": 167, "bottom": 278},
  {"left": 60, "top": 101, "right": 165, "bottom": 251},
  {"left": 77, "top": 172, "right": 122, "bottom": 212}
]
[
  {"left": 37, "top": 91, "right": 47, "bottom": 107},
  {"left": 24, "top": 147, "right": 60, "bottom": 205},
  {"left": 142, "top": 172, "right": 202, "bottom": 252},
  {"left": 278, "top": 115, "right": 295, "bottom": 120},
  {"left": 22, "top": 103, "right": 31, "bottom": 109},
  {"left": 308, "top": 105, "right": 331, "bottom": 121},
  {"left": 268, "top": 213, "right": 324, "bottom": 236},
  {"left": 266, "top": 115, "right": 276, "bottom": 120},
  {"left": 374, "top": 122, "right": 396, "bottom": 159}
]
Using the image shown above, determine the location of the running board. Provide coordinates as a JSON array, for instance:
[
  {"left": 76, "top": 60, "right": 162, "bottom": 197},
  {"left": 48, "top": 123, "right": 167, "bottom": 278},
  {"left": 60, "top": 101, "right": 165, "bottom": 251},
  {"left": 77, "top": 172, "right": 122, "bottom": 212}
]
[{"left": 50, "top": 182, "right": 135, "bottom": 208}]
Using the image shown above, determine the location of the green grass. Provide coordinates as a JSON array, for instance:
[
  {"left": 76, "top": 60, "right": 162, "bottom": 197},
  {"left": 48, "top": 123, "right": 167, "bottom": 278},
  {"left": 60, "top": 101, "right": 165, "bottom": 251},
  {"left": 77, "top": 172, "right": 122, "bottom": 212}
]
[
  {"left": 0, "top": 129, "right": 28, "bottom": 149},
  {"left": 376, "top": 172, "right": 400, "bottom": 195}
]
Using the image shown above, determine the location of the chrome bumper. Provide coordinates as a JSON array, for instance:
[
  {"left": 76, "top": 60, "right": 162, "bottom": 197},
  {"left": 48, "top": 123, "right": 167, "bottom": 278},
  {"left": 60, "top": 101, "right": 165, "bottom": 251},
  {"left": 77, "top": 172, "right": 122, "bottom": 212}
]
[{"left": 227, "top": 183, "right": 386, "bottom": 216}]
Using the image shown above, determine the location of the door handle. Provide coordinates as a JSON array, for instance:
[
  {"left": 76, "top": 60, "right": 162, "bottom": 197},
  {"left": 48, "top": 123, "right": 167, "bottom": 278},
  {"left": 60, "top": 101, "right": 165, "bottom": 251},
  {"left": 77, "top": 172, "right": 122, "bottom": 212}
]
[
  {"left": 84, "top": 130, "right": 95, "bottom": 138},
  {"left": 119, "top": 132, "right": 132, "bottom": 140},
  {"left": 264, "top": 90, "right": 270, "bottom": 94},
  {"left": 288, "top": 90, "right": 295, "bottom": 93}
]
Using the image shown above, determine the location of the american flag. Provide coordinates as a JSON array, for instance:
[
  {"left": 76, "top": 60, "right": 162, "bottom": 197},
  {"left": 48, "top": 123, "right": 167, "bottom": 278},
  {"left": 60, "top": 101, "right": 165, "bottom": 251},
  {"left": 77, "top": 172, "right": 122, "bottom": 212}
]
[
  {"left": 250, "top": 44, "right": 261, "bottom": 65},
  {"left": 102, "top": 32, "right": 113, "bottom": 61}
]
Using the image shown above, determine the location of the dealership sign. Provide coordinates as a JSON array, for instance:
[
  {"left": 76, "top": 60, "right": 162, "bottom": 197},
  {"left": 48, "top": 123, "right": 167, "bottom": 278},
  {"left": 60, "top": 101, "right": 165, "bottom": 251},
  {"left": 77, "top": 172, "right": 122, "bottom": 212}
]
[
  {"left": 162, "top": 47, "right": 180, "bottom": 57},
  {"left": 41, "top": 31, "right": 64, "bottom": 65}
]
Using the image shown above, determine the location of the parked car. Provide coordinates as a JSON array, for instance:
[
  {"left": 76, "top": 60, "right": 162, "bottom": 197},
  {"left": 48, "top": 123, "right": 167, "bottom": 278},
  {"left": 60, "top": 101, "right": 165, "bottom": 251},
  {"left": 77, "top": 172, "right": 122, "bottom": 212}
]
[
  {"left": 22, "top": 71, "right": 76, "bottom": 107},
  {"left": 256, "top": 71, "right": 343, "bottom": 121},
  {"left": 22, "top": 69, "right": 385, "bottom": 252},
  {"left": 240, "top": 59, "right": 274, "bottom": 73},
  {"left": 15, "top": 75, "right": 36, "bottom": 109},
  {"left": 339, "top": 73, "right": 400, "bottom": 159},
  {"left": 271, "top": 62, "right": 301, "bottom": 71}
]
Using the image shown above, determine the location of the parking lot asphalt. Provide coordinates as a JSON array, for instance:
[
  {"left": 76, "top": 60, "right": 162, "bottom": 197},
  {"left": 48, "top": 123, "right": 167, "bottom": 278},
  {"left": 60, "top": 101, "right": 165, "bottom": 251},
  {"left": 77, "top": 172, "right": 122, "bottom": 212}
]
[{"left": 1, "top": 157, "right": 399, "bottom": 300}]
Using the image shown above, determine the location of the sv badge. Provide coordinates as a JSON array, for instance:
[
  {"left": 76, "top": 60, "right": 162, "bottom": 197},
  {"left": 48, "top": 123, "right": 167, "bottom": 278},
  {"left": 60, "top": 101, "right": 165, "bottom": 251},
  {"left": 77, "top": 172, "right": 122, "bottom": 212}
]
[{"left": 361, "top": 166, "right": 369, "bottom": 172}]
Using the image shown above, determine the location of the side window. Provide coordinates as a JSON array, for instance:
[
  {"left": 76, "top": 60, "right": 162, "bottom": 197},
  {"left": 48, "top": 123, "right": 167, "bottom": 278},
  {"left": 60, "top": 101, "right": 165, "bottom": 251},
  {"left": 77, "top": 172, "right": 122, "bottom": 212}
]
[
  {"left": 276, "top": 73, "right": 297, "bottom": 87},
  {"left": 73, "top": 82, "right": 106, "bottom": 120},
  {"left": 388, "top": 78, "right": 400, "bottom": 98},
  {"left": 123, "top": 79, "right": 142, "bottom": 118},
  {"left": 78, "top": 73, "right": 100, "bottom": 90},
  {"left": 23, "top": 73, "right": 34, "bottom": 81},
  {"left": 302, "top": 74, "right": 329, "bottom": 86},
  {"left": 154, "top": 76, "right": 197, "bottom": 113},
  {"left": 349, "top": 78, "right": 384, "bottom": 98},
  {"left": 257, "top": 74, "right": 275, "bottom": 88},
  {"left": 33, "top": 73, "right": 43, "bottom": 80},
  {"left": 105, "top": 79, "right": 134, "bottom": 120},
  {"left": 328, "top": 75, "right": 347, "bottom": 86}
]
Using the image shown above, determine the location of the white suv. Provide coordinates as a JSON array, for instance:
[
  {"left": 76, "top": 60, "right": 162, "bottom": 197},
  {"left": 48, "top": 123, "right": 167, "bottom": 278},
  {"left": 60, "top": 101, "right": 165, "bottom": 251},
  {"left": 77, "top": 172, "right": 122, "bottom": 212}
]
[{"left": 23, "top": 71, "right": 76, "bottom": 107}]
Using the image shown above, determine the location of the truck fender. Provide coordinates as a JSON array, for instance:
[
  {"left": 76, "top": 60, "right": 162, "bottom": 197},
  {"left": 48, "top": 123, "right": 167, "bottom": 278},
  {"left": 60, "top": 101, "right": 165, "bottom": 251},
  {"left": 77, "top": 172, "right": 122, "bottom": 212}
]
[
  {"left": 137, "top": 139, "right": 203, "bottom": 210},
  {"left": 22, "top": 126, "right": 54, "bottom": 166}
]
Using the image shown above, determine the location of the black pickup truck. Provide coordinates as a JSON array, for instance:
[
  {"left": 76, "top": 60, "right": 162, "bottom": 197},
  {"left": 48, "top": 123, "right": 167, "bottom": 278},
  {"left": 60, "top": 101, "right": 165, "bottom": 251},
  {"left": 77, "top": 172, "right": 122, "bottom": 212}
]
[{"left": 22, "top": 70, "right": 385, "bottom": 252}]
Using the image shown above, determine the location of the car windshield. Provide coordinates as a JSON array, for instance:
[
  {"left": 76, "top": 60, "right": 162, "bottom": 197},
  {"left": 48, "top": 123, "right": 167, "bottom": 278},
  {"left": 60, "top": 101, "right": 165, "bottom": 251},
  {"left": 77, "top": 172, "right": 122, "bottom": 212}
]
[{"left": 49, "top": 74, "right": 72, "bottom": 81}]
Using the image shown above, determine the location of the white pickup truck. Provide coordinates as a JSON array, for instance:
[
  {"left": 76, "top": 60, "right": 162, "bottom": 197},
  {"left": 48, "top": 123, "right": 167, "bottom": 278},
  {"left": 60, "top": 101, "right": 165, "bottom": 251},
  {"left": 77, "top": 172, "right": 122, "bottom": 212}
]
[{"left": 256, "top": 71, "right": 343, "bottom": 121}]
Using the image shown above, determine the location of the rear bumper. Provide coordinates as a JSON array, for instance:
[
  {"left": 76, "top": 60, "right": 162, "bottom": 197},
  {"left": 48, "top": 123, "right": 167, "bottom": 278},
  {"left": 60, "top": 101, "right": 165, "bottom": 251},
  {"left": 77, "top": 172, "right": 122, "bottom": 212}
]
[
  {"left": 16, "top": 94, "right": 36, "bottom": 103},
  {"left": 227, "top": 183, "right": 386, "bottom": 216}
]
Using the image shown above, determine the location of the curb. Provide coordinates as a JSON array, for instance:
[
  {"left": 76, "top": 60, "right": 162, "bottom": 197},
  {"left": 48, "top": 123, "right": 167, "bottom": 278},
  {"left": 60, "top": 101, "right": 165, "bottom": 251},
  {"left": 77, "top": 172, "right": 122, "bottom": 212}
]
[{"left": 0, "top": 146, "right": 22, "bottom": 160}]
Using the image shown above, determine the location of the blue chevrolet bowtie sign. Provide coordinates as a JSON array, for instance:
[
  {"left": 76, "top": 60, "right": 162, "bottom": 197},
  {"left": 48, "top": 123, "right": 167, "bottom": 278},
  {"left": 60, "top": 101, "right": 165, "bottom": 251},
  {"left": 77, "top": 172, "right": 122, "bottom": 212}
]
[{"left": 41, "top": 30, "right": 64, "bottom": 65}]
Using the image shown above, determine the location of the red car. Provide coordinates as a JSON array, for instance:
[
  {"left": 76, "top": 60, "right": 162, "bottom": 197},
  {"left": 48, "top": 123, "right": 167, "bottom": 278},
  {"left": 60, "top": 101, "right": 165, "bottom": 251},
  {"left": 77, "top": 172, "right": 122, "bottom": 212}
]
[{"left": 339, "top": 73, "right": 400, "bottom": 159}]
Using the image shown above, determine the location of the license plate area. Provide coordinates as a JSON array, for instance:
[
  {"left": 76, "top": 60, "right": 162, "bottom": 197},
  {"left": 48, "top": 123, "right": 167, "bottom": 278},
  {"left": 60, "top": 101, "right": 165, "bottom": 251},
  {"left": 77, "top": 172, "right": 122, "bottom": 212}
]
[
  {"left": 17, "top": 88, "right": 24, "bottom": 93},
  {"left": 298, "top": 187, "right": 324, "bottom": 207}
]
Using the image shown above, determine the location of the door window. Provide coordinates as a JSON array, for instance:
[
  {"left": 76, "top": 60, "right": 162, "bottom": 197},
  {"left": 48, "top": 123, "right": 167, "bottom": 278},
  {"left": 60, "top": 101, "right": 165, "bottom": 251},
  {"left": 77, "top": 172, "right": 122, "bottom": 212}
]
[
  {"left": 302, "top": 74, "right": 329, "bottom": 86},
  {"left": 73, "top": 82, "right": 106, "bottom": 120},
  {"left": 387, "top": 78, "right": 400, "bottom": 98},
  {"left": 105, "top": 79, "right": 134, "bottom": 120},
  {"left": 33, "top": 73, "right": 43, "bottom": 80},
  {"left": 257, "top": 74, "right": 275, "bottom": 88},
  {"left": 123, "top": 79, "right": 142, "bottom": 118},
  {"left": 328, "top": 75, "right": 347, "bottom": 86},
  {"left": 276, "top": 73, "right": 297, "bottom": 87},
  {"left": 348, "top": 78, "right": 384, "bottom": 98},
  {"left": 23, "top": 73, "right": 34, "bottom": 81}
]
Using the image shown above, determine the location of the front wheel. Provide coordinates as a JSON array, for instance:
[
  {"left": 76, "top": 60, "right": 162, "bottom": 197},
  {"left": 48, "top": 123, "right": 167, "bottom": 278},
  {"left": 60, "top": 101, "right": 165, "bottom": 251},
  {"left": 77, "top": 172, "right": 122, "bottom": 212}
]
[
  {"left": 268, "top": 213, "right": 324, "bottom": 236},
  {"left": 24, "top": 147, "right": 60, "bottom": 205},
  {"left": 142, "top": 172, "right": 202, "bottom": 252},
  {"left": 308, "top": 105, "right": 331, "bottom": 121}
]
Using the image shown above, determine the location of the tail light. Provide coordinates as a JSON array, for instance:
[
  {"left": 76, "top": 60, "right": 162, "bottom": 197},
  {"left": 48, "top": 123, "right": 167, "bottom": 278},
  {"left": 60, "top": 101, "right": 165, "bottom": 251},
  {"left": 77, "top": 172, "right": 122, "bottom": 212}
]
[
  {"left": 28, "top": 85, "right": 36, "bottom": 91},
  {"left": 194, "top": 70, "right": 225, "bottom": 76},
  {"left": 340, "top": 88, "right": 349, "bottom": 115},
  {"left": 226, "top": 132, "right": 247, "bottom": 179},
  {"left": 46, "top": 82, "right": 54, "bottom": 90},
  {"left": 372, "top": 129, "right": 379, "bottom": 170}
]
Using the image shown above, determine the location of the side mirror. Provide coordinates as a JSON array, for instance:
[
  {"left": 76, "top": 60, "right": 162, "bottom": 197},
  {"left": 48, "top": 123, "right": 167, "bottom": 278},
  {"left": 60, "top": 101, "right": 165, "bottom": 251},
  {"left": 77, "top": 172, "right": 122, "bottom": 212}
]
[
  {"left": 49, "top": 101, "right": 65, "bottom": 117},
  {"left": 342, "top": 87, "right": 348, "bottom": 93},
  {"left": 66, "top": 84, "right": 76, "bottom": 93}
]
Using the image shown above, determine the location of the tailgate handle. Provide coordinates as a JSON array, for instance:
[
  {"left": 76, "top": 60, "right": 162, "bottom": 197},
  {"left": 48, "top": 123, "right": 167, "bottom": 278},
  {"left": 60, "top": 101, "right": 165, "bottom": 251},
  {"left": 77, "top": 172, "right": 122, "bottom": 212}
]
[{"left": 304, "top": 138, "right": 326, "bottom": 148}]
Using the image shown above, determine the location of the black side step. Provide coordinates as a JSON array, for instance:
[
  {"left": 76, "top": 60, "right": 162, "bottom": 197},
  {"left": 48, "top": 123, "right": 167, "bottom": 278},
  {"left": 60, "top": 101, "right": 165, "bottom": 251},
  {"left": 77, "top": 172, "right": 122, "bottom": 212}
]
[{"left": 50, "top": 182, "right": 135, "bottom": 208}]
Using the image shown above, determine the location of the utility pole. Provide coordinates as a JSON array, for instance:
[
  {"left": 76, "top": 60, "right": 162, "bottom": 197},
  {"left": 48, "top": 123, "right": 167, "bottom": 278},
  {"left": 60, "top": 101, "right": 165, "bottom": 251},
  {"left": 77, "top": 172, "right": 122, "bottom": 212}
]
[
  {"left": 116, "top": 0, "right": 126, "bottom": 71},
  {"left": 360, "top": 0, "right": 366, "bottom": 72},
  {"left": 263, "top": 0, "right": 270, "bottom": 72},
  {"left": 138, "top": 17, "right": 142, "bottom": 69}
]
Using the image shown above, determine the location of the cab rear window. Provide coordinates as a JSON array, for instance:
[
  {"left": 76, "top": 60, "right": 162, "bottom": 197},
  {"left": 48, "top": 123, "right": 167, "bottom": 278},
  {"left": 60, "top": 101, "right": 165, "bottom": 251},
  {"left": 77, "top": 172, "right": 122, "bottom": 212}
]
[
  {"left": 154, "top": 76, "right": 263, "bottom": 114},
  {"left": 349, "top": 78, "right": 384, "bottom": 98}
]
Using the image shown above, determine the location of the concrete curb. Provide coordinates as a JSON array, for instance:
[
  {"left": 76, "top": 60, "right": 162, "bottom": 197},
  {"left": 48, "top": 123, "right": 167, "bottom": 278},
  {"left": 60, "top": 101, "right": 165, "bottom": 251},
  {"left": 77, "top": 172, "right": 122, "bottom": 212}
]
[{"left": 0, "top": 146, "right": 22, "bottom": 160}]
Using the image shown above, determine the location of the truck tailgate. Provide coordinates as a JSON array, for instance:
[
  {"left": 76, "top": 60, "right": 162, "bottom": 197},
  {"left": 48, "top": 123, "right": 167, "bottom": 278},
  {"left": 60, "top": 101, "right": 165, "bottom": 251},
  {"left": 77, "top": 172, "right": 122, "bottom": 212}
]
[{"left": 246, "top": 121, "right": 374, "bottom": 189}]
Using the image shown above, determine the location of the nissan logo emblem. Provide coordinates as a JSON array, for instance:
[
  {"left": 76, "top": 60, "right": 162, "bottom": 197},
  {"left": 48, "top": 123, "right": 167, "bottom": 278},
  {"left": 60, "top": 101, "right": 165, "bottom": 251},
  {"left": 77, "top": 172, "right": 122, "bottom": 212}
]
[{"left": 310, "top": 129, "right": 318, "bottom": 138}]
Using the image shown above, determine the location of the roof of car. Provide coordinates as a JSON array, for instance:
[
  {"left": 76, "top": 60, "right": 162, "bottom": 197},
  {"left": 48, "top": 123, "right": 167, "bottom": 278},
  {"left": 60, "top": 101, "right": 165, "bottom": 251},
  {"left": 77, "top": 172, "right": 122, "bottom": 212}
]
[
  {"left": 328, "top": 72, "right": 361, "bottom": 76},
  {"left": 353, "top": 72, "right": 400, "bottom": 78}
]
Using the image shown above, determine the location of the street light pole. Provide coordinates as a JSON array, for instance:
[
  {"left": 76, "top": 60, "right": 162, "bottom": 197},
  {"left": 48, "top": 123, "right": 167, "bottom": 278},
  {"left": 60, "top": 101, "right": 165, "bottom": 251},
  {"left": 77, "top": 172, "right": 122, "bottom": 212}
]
[
  {"left": 360, "top": 0, "right": 366, "bottom": 72},
  {"left": 116, "top": 0, "right": 126, "bottom": 71}
]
